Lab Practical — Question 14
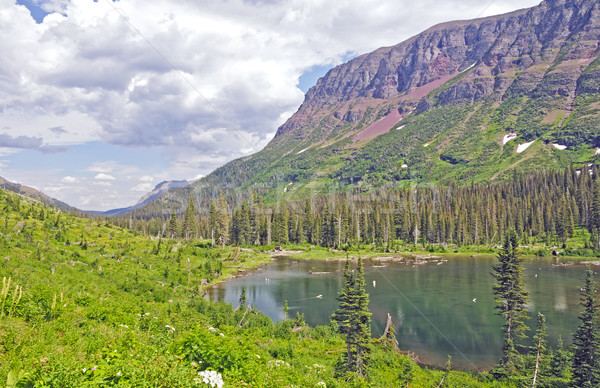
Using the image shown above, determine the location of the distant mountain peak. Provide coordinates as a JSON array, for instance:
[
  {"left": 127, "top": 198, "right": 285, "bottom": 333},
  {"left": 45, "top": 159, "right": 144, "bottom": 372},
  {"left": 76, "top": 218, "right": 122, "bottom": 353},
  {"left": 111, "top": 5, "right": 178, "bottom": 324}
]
[{"left": 135, "top": 180, "right": 189, "bottom": 206}]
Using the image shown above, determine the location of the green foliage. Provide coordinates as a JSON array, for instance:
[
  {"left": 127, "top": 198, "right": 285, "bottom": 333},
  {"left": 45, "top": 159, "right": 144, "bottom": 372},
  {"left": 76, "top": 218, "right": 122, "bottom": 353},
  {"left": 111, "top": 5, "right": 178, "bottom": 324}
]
[
  {"left": 332, "top": 258, "right": 371, "bottom": 378},
  {"left": 570, "top": 267, "right": 600, "bottom": 387},
  {"left": 492, "top": 230, "right": 529, "bottom": 377}
]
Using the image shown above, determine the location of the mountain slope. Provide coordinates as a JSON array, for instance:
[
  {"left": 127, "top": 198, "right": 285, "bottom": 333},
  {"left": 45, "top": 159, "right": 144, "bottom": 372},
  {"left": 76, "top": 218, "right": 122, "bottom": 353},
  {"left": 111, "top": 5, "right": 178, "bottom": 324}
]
[
  {"left": 0, "top": 175, "right": 77, "bottom": 212},
  {"left": 91, "top": 180, "right": 189, "bottom": 216},
  {"left": 132, "top": 0, "right": 600, "bottom": 216}
]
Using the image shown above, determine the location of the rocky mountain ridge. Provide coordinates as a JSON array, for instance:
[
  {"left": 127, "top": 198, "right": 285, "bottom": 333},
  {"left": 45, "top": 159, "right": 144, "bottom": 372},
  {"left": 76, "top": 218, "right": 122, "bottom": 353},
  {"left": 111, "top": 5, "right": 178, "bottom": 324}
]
[
  {"left": 271, "top": 0, "right": 600, "bottom": 147},
  {"left": 124, "top": 0, "right": 600, "bottom": 217}
]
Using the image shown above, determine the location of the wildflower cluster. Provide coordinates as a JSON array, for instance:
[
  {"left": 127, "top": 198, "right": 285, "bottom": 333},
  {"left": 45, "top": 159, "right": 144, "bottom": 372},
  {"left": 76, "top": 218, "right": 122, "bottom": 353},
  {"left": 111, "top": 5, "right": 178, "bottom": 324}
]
[
  {"left": 194, "top": 370, "right": 224, "bottom": 388},
  {"left": 267, "top": 359, "right": 290, "bottom": 368}
]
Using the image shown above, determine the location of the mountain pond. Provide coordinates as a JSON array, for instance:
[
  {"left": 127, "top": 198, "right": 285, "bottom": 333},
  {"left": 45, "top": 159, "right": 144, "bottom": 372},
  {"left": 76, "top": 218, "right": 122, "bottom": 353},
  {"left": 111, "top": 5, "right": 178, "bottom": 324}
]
[{"left": 206, "top": 255, "right": 595, "bottom": 370}]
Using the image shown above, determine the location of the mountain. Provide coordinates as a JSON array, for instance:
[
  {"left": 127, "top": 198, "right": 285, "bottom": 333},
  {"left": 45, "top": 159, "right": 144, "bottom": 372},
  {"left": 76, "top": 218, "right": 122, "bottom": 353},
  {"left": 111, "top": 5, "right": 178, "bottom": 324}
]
[
  {"left": 94, "top": 180, "right": 189, "bottom": 216},
  {"left": 135, "top": 180, "right": 189, "bottom": 206},
  {"left": 129, "top": 0, "right": 600, "bottom": 216},
  {"left": 0, "top": 175, "right": 78, "bottom": 212}
]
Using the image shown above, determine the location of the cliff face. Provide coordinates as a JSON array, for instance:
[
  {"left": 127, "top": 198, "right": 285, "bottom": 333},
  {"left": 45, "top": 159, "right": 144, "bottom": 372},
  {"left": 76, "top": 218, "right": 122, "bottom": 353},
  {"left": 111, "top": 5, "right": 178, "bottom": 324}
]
[{"left": 273, "top": 0, "right": 600, "bottom": 145}]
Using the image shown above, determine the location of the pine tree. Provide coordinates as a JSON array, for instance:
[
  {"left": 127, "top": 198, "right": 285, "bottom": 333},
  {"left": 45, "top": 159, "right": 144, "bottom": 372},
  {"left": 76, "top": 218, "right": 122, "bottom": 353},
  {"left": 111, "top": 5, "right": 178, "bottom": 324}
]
[
  {"left": 208, "top": 199, "right": 218, "bottom": 246},
  {"left": 531, "top": 312, "right": 548, "bottom": 388},
  {"left": 303, "top": 199, "right": 313, "bottom": 243},
  {"left": 332, "top": 258, "right": 371, "bottom": 378},
  {"left": 492, "top": 230, "right": 529, "bottom": 376},
  {"left": 570, "top": 266, "right": 600, "bottom": 388},
  {"left": 352, "top": 257, "right": 371, "bottom": 376},
  {"left": 590, "top": 179, "right": 600, "bottom": 248},
  {"left": 182, "top": 195, "right": 196, "bottom": 241},
  {"left": 168, "top": 209, "right": 178, "bottom": 239},
  {"left": 238, "top": 286, "right": 247, "bottom": 310},
  {"left": 239, "top": 199, "right": 250, "bottom": 245},
  {"left": 217, "top": 192, "right": 229, "bottom": 247}
]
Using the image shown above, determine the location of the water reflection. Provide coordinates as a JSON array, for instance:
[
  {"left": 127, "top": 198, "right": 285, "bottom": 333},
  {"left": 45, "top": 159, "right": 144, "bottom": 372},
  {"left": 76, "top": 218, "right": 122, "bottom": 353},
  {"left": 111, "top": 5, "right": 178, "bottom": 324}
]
[{"left": 206, "top": 256, "right": 587, "bottom": 370}]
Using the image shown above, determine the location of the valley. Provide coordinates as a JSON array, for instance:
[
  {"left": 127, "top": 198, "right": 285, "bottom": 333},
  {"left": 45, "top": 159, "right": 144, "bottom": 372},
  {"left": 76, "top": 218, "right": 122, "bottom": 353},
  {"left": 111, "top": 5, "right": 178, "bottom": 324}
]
[{"left": 2, "top": 0, "right": 600, "bottom": 386}]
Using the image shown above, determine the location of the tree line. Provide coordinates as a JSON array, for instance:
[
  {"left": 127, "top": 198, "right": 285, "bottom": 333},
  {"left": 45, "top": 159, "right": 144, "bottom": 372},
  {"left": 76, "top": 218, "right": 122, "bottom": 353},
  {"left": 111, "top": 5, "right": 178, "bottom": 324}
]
[{"left": 112, "top": 165, "right": 600, "bottom": 251}]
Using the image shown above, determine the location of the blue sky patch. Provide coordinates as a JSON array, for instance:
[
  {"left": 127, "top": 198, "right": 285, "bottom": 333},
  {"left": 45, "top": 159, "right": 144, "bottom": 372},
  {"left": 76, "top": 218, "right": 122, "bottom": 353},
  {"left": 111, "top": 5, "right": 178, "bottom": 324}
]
[{"left": 16, "top": 0, "right": 50, "bottom": 24}]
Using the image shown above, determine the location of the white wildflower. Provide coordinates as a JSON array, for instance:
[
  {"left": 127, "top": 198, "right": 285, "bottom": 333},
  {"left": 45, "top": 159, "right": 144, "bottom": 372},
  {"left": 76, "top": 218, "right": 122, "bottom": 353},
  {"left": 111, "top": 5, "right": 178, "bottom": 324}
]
[
  {"left": 195, "top": 370, "right": 224, "bottom": 388},
  {"left": 316, "top": 382, "right": 326, "bottom": 387},
  {"left": 267, "top": 360, "right": 290, "bottom": 368}
]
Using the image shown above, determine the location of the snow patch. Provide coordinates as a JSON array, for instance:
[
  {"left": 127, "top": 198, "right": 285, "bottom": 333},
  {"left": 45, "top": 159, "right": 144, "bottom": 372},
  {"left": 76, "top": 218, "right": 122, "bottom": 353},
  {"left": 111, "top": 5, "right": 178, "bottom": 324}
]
[
  {"left": 461, "top": 62, "right": 476, "bottom": 73},
  {"left": 595, "top": 148, "right": 600, "bottom": 155},
  {"left": 552, "top": 144, "right": 567, "bottom": 150},
  {"left": 396, "top": 125, "right": 406, "bottom": 130},
  {"left": 423, "top": 141, "right": 432, "bottom": 148},
  {"left": 516, "top": 140, "right": 535, "bottom": 154},
  {"left": 401, "top": 164, "right": 408, "bottom": 168},
  {"left": 503, "top": 133, "right": 517, "bottom": 145},
  {"left": 297, "top": 147, "right": 309, "bottom": 154}
]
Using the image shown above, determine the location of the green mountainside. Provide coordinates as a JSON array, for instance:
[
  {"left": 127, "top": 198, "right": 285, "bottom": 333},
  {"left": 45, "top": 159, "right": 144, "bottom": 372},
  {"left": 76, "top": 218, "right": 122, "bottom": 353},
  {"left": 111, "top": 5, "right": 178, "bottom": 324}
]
[{"left": 132, "top": 0, "right": 600, "bottom": 217}]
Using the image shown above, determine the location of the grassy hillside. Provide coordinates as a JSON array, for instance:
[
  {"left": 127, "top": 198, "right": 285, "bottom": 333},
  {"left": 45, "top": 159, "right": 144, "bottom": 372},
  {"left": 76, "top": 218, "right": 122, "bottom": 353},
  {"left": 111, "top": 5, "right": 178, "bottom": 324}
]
[{"left": 0, "top": 189, "right": 517, "bottom": 387}]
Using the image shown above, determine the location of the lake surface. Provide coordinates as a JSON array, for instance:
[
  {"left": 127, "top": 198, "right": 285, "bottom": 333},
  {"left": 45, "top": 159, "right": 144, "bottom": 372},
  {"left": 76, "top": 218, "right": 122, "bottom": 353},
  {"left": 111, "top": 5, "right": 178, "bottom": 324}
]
[{"left": 206, "top": 255, "right": 592, "bottom": 370}]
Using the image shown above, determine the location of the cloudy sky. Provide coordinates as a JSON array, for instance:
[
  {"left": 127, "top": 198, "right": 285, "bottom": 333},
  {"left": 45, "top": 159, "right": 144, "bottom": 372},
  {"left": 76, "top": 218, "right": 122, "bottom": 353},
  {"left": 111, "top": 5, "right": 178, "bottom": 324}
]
[{"left": 1, "top": 0, "right": 540, "bottom": 210}]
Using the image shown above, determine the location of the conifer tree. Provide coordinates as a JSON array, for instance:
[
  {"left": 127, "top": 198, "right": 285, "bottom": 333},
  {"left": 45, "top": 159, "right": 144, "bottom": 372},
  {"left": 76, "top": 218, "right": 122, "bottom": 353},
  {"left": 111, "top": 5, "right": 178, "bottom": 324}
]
[
  {"left": 168, "top": 208, "right": 178, "bottom": 239},
  {"left": 208, "top": 199, "right": 218, "bottom": 246},
  {"left": 531, "top": 312, "right": 549, "bottom": 388},
  {"left": 570, "top": 267, "right": 600, "bottom": 388},
  {"left": 217, "top": 192, "right": 229, "bottom": 246},
  {"left": 590, "top": 179, "right": 600, "bottom": 248},
  {"left": 182, "top": 195, "right": 196, "bottom": 240},
  {"left": 238, "top": 286, "right": 247, "bottom": 310},
  {"left": 332, "top": 258, "right": 371, "bottom": 378},
  {"left": 492, "top": 230, "right": 529, "bottom": 376},
  {"left": 352, "top": 257, "right": 371, "bottom": 376},
  {"left": 303, "top": 199, "right": 313, "bottom": 243},
  {"left": 239, "top": 199, "right": 250, "bottom": 245}
]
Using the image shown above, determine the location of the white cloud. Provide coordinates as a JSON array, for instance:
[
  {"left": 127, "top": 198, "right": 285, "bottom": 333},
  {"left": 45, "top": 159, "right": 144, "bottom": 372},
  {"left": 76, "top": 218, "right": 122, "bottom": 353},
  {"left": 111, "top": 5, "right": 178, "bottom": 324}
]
[
  {"left": 132, "top": 182, "right": 154, "bottom": 192},
  {"left": 94, "top": 173, "right": 116, "bottom": 180},
  {"left": 92, "top": 181, "right": 113, "bottom": 187},
  {"left": 61, "top": 176, "right": 78, "bottom": 183}
]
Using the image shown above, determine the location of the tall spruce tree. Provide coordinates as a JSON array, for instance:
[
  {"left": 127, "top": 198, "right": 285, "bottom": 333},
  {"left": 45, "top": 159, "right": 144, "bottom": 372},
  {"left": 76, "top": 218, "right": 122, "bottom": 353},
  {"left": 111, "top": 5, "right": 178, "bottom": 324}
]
[
  {"left": 492, "top": 230, "right": 529, "bottom": 376},
  {"left": 352, "top": 257, "right": 371, "bottom": 376},
  {"left": 570, "top": 266, "right": 600, "bottom": 388},
  {"left": 168, "top": 208, "right": 178, "bottom": 239},
  {"left": 208, "top": 199, "right": 218, "bottom": 246},
  {"left": 531, "top": 312, "right": 549, "bottom": 388},
  {"left": 332, "top": 257, "right": 371, "bottom": 378},
  {"left": 182, "top": 195, "right": 196, "bottom": 240}
]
